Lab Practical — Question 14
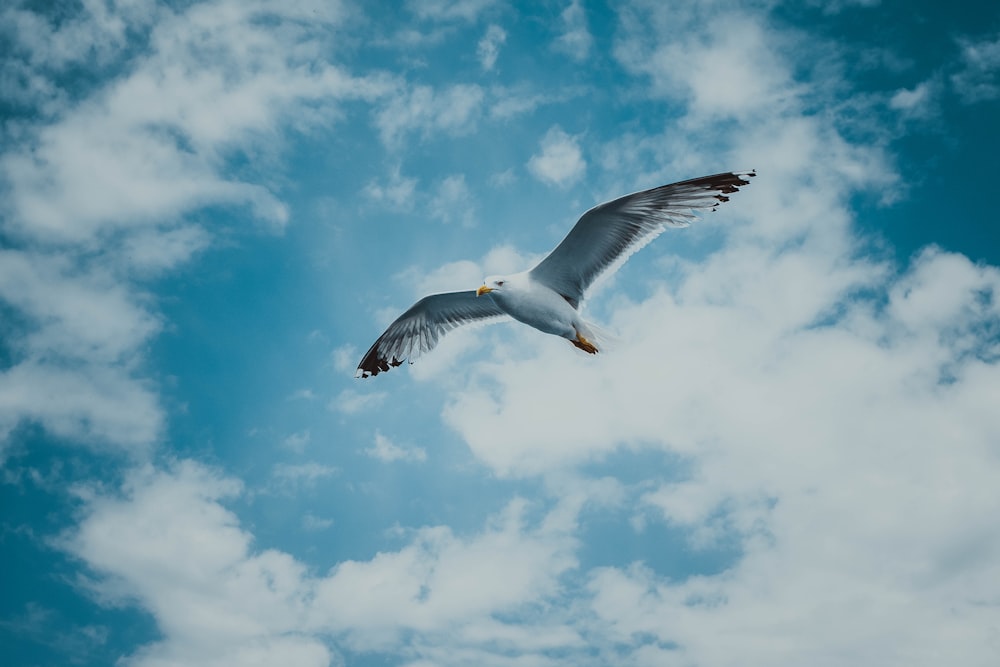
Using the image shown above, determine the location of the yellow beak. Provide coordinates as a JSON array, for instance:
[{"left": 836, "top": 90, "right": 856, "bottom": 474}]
[{"left": 476, "top": 285, "right": 493, "bottom": 296}]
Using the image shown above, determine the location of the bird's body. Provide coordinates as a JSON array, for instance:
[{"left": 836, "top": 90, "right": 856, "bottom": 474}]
[
  {"left": 484, "top": 272, "right": 576, "bottom": 337},
  {"left": 356, "top": 171, "right": 754, "bottom": 378}
]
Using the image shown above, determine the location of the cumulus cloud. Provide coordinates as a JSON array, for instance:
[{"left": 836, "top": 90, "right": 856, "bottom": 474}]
[
  {"left": 614, "top": 4, "right": 793, "bottom": 117},
  {"left": 424, "top": 3, "right": 1000, "bottom": 664},
  {"left": 14, "top": 2, "right": 1000, "bottom": 666},
  {"left": 0, "top": 362, "right": 161, "bottom": 458},
  {"left": 527, "top": 125, "right": 586, "bottom": 188},
  {"left": 0, "top": 0, "right": 390, "bottom": 454},
  {"left": 2, "top": 0, "right": 385, "bottom": 244},
  {"left": 62, "top": 461, "right": 333, "bottom": 667},
  {"left": 62, "top": 460, "right": 582, "bottom": 665}
]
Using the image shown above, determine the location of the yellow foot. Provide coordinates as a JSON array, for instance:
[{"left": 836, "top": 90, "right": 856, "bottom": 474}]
[{"left": 571, "top": 334, "right": 598, "bottom": 354}]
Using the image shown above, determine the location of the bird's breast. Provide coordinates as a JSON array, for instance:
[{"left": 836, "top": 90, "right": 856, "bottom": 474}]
[{"left": 492, "top": 283, "right": 577, "bottom": 337}]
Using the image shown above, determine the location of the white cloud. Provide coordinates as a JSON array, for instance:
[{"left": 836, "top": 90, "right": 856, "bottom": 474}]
[
  {"left": 487, "top": 83, "right": 584, "bottom": 120},
  {"left": 614, "top": 5, "right": 794, "bottom": 117},
  {"left": 366, "top": 431, "right": 427, "bottom": 463},
  {"left": 406, "top": 0, "right": 499, "bottom": 23},
  {"left": 301, "top": 514, "right": 334, "bottom": 531},
  {"left": 62, "top": 461, "right": 333, "bottom": 667},
  {"left": 951, "top": 32, "right": 1000, "bottom": 103},
  {"left": 120, "top": 225, "right": 212, "bottom": 275},
  {"left": 288, "top": 388, "right": 317, "bottom": 401},
  {"left": 889, "top": 80, "right": 937, "bottom": 118},
  {"left": 2, "top": 0, "right": 385, "bottom": 244},
  {"left": 429, "top": 173, "right": 477, "bottom": 226},
  {"left": 439, "top": 168, "right": 1000, "bottom": 664},
  {"left": 364, "top": 166, "right": 419, "bottom": 211},
  {"left": 271, "top": 462, "right": 338, "bottom": 488},
  {"left": 281, "top": 430, "right": 311, "bottom": 453},
  {"left": 0, "top": 250, "right": 160, "bottom": 364},
  {"left": 489, "top": 167, "right": 517, "bottom": 186},
  {"left": 0, "top": 0, "right": 391, "bottom": 454},
  {"left": 330, "top": 389, "right": 388, "bottom": 414},
  {"left": 374, "top": 83, "right": 484, "bottom": 146},
  {"left": 807, "top": 0, "right": 881, "bottom": 12},
  {"left": 63, "top": 460, "right": 582, "bottom": 664},
  {"left": 0, "top": 362, "right": 160, "bottom": 459},
  {"left": 0, "top": 0, "right": 157, "bottom": 73},
  {"left": 527, "top": 126, "right": 586, "bottom": 188},
  {"left": 477, "top": 24, "right": 506, "bottom": 71},
  {"left": 18, "top": 3, "right": 1000, "bottom": 666},
  {"left": 553, "top": 0, "right": 592, "bottom": 61},
  {"left": 330, "top": 344, "right": 359, "bottom": 375},
  {"left": 423, "top": 4, "right": 1000, "bottom": 664},
  {"left": 0, "top": 250, "right": 163, "bottom": 453},
  {"left": 366, "top": 170, "right": 477, "bottom": 226},
  {"left": 310, "top": 495, "right": 579, "bottom": 650}
]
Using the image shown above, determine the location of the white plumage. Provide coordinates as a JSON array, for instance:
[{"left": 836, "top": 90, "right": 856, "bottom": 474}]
[{"left": 356, "top": 171, "right": 754, "bottom": 378}]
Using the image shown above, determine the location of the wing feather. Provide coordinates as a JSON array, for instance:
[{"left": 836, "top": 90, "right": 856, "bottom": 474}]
[
  {"left": 529, "top": 171, "right": 754, "bottom": 308},
  {"left": 356, "top": 291, "right": 508, "bottom": 378}
]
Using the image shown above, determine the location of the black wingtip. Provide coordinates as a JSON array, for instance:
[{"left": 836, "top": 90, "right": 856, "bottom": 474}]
[{"left": 356, "top": 349, "right": 403, "bottom": 379}]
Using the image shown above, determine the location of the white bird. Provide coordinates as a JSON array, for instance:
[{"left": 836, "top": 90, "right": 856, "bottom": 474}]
[{"left": 356, "top": 171, "right": 754, "bottom": 378}]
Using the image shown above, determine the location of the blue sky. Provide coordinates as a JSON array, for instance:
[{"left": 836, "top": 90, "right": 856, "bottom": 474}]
[{"left": 2, "top": 1, "right": 1000, "bottom": 665}]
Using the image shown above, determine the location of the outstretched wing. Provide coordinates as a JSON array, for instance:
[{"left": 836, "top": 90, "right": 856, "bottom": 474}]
[
  {"left": 356, "top": 291, "right": 508, "bottom": 378},
  {"left": 529, "top": 171, "right": 754, "bottom": 308}
]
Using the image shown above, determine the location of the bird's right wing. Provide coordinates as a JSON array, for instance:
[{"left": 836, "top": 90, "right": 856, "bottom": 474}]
[
  {"left": 529, "top": 171, "right": 754, "bottom": 308},
  {"left": 356, "top": 291, "right": 508, "bottom": 378}
]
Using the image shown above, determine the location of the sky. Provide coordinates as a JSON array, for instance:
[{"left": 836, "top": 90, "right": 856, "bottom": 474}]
[{"left": 1, "top": 0, "right": 999, "bottom": 665}]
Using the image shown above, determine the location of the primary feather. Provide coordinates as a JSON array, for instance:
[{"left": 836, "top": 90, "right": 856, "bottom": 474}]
[{"left": 529, "top": 171, "right": 755, "bottom": 308}]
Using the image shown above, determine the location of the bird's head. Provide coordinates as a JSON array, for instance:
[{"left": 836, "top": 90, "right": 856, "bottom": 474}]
[{"left": 476, "top": 275, "right": 508, "bottom": 296}]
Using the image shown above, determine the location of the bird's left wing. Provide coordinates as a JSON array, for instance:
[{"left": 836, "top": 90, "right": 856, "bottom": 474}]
[
  {"left": 356, "top": 291, "right": 508, "bottom": 378},
  {"left": 529, "top": 171, "right": 754, "bottom": 308}
]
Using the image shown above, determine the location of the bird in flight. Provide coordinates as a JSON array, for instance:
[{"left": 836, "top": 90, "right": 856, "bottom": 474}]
[{"left": 356, "top": 171, "right": 754, "bottom": 378}]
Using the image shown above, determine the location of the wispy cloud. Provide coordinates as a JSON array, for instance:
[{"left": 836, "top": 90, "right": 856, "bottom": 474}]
[
  {"left": 429, "top": 173, "right": 477, "bottom": 226},
  {"left": 406, "top": 0, "right": 499, "bottom": 23},
  {"left": 330, "top": 389, "right": 388, "bottom": 414},
  {"left": 272, "top": 462, "right": 338, "bottom": 488},
  {"left": 951, "top": 32, "right": 1000, "bottom": 103},
  {"left": 281, "top": 431, "right": 312, "bottom": 453},
  {"left": 366, "top": 432, "right": 427, "bottom": 463},
  {"left": 364, "top": 166, "right": 419, "bottom": 211},
  {"left": 301, "top": 513, "right": 334, "bottom": 531},
  {"left": 374, "top": 83, "right": 484, "bottom": 146},
  {"left": 477, "top": 24, "right": 506, "bottom": 71},
  {"left": 552, "top": 0, "right": 592, "bottom": 61}
]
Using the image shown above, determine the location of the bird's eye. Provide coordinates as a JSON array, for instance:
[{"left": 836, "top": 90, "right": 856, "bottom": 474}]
[{"left": 496, "top": 280, "right": 504, "bottom": 286}]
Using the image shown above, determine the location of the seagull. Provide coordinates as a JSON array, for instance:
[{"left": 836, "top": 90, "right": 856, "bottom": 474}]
[{"left": 356, "top": 170, "right": 754, "bottom": 378}]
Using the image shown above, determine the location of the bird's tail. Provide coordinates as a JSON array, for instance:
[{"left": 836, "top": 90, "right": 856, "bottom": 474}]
[{"left": 579, "top": 319, "right": 620, "bottom": 354}]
